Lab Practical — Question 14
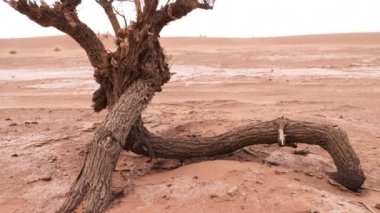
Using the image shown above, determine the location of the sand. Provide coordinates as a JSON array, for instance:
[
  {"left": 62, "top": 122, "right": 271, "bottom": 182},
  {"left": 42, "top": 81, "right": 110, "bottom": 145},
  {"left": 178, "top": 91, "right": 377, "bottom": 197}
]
[{"left": 0, "top": 33, "right": 379, "bottom": 212}]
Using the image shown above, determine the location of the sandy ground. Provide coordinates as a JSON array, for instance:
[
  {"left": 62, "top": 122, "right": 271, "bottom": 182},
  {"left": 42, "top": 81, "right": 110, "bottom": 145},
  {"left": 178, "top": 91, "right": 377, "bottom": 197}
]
[{"left": 0, "top": 33, "right": 379, "bottom": 212}]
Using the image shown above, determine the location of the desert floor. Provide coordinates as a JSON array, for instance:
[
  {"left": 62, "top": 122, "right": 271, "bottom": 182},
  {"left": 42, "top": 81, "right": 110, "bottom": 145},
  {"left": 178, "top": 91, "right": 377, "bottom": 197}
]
[{"left": 0, "top": 33, "right": 379, "bottom": 213}]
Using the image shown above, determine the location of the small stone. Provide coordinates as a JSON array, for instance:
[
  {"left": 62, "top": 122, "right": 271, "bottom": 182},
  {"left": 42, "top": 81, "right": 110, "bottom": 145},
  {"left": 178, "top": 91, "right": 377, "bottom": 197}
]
[
  {"left": 209, "top": 194, "right": 218, "bottom": 199},
  {"left": 193, "top": 176, "right": 199, "bottom": 180},
  {"left": 227, "top": 186, "right": 238, "bottom": 197},
  {"left": 11, "top": 153, "right": 18, "bottom": 157},
  {"left": 9, "top": 123, "right": 17, "bottom": 127},
  {"left": 31, "top": 121, "right": 39, "bottom": 124},
  {"left": 167, "top": 183, "right": 172, "bottom": 187},
  {"left": 304, "top": 171, "right": 314, "bottom": 177},
  {"left": 40, "top": 176, "right": 52, "bottom": 181},
  {"left": 375, "top": 203, "right": 380, "bottom": 209},
  {"left": 275, "top": 170, "right": 286, "bottom": 175},
  {"left": 255, "top": 181, "right": 263, "bottom": 185},
  {"left": 5, "top": 117, "right": 11, "bottom": 121},
  {"left": 294, "top": 177, "right": 301, "bottom": 181}
]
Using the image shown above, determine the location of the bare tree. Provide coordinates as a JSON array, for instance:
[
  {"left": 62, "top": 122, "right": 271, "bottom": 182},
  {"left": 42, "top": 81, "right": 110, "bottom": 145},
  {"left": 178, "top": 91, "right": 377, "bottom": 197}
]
[{"left": 4, "top": 0, "right": 365, "bottom": 212}]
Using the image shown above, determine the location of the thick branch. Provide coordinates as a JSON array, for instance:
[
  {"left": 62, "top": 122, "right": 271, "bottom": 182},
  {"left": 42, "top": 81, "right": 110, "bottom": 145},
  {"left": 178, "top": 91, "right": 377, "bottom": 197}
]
[
  {"left": 5, "top": 0, "right": 109, "bottom": 72},
  {"left": 5, "top": 0, "right": 112, "bottom": 111},
  {"left": 126, "top": 118, "right": 365, "bottom": 191},
  {"left": 96, "top": 0, "right": 121, "bottom": 34},
  {"left": 152, "top": 0, "right": 213, "bottom": 33}
]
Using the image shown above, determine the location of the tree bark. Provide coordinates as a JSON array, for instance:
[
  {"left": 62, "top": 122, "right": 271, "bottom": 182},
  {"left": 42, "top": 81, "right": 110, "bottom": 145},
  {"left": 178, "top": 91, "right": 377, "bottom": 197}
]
[
  {"left": 126, "top": 118, "right": 365, "bottom": 191},
  {"left": 58, "top": 80, "right": 154, "bottom": 213}
]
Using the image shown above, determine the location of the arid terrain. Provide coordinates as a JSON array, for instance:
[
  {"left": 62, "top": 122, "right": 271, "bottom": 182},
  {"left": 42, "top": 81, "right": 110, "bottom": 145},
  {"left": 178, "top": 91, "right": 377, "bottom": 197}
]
[{"left": 0, "top": 33, "right": 379, "bottom": 212}]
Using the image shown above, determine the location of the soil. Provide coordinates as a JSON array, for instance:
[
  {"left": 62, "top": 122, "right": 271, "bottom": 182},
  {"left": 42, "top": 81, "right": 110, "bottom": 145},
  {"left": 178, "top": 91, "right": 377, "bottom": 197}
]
[{"left": 0, "top": 33, "right": 379, "bottom": 212}]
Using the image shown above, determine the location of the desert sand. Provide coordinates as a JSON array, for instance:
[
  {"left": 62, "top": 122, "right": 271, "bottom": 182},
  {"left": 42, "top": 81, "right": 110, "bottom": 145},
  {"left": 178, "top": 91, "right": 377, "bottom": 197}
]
[{"left": 0, "top": 33, "right": 379, "bottom": 212}]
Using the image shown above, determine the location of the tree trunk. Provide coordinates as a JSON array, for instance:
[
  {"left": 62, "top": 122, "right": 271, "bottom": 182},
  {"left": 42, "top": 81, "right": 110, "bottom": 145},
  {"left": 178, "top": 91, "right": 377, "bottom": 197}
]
[
  {"left": 58, "top": 80, "right": 154, "bottom": 213},
  {"left": 127, "top": 118, "right": 365, "bottom": 191}
]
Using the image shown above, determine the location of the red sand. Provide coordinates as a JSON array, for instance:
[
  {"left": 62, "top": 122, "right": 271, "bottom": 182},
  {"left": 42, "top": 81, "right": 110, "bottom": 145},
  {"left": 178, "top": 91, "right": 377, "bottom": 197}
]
[{"left": 0, "top": 34, "right": 379, "bottom": 212}]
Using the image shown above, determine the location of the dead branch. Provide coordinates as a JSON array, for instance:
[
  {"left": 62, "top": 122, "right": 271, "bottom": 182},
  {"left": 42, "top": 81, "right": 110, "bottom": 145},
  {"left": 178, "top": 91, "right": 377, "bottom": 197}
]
[
  {"left": 96, "top": 0, "right": 121, "bottom": 34},
  {"left": 113, "top": 4, "right": 128, "bottom": 27},
  {"left": 152, "top": 0, "right": 213, "bottom": 33},
  {"left": 126, "top": 118, "right": 365, "bottom": 191}
]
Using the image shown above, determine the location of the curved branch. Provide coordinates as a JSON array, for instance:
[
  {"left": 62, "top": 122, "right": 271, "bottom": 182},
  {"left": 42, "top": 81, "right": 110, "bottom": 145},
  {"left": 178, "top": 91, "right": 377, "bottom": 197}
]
[
  {"left": 5, "top": 0, "right": 109, "bottom": 72},
  {"left": 5, "top": 0, "right": 112, "bottom": 112},
  {"left": 152, "top": 0, "right": 213, "bottom": 33},
  {"left": 126, "top": 118, "right": 365, "bottom": 191}
]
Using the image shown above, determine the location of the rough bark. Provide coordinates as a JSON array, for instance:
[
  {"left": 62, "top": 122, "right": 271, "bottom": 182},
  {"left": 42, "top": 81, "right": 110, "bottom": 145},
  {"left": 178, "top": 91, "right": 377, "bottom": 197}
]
[
  {"left": 126, "top": 118, "right": 365, "bottom": 191},
  {"left": 58, "top": 80, "right": 154, "bottom": 213}
]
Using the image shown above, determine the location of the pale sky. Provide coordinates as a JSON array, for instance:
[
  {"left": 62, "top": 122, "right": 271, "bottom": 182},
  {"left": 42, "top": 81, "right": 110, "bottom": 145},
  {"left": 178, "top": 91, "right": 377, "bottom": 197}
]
[{"left": 1, "top": 0, "right": 380, "bottom": 38}]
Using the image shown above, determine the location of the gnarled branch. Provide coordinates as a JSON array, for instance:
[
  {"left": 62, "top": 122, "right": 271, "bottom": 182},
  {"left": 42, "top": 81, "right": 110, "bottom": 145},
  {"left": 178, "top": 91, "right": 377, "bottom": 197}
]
[
  {"left": 152, "top": 0, "right": 214, "bottom": 33},
  {"left": 126, "top": 118, "right": 365, "bottom": 191}
]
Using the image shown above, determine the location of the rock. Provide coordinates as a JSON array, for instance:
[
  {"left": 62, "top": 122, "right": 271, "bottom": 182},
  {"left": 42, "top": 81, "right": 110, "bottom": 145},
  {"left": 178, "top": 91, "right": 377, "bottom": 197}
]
[
  {"left": 227, "top": 186, "right": 238, "bottom": 197},
  {"left": 5, "top": 117, "right": 11, "bottom": 121},
  {"left": 9, "top": 123, "right": 17, "bottom": 127},
  {"left": 375, "top": 203, "right": 380, "bottom": 209},
  {"left": 275, "top": 170, "right": 286, "bottom": 175},
  {"left": 40, "top": 176, "right": 52, "bottom": 181},
  {"left": 292, "top": 149, "right": 311, "bottom": 156},
  {"left": 209, "top": 194, "right": 218, "bottom": 199},
  {"left": 304, "top": 171, "right": 315, "bottom": 177},
  {"left": 11, "top": 153, "right": 18, "bottom": 157}
]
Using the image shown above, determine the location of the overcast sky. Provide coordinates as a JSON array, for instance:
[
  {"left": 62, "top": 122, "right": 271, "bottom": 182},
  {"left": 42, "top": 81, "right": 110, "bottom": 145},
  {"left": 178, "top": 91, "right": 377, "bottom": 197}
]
[{"left": 1, "top": 0, "right": 380, "bottom": 38}]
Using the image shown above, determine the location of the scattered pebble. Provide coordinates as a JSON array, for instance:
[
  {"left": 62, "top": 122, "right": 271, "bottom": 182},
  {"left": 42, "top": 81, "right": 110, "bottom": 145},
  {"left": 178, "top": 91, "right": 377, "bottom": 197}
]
[
  {"left": 293, "top": 149, "right": 311, "bottom": 156},
  {"left": 209, "top": 194, "right": 218, "bottom": 199},
  {"left": 193, "top": 176, "right": 198, "bottom": 180},
  {"left": 275, "top": 170, "right": 286, "bottom": 175},
  {"left": 9, "top": 123, "right": 17, "bottom": 127},
  {"left": 40, "top": 176, "right": 52, "bottom": 181},
  {"left": 375, "top": 203, "right": 380, "bottom": 209},
  {"left": 304, "top": 171, "right": 315, "bottom": 177},
  {"left": 11, "top": 153, "right": 18, "bottom": 157},
  {"left": 294, "top": 177, "right": 301, "bottom": 181},
  {"left": 227, "top": 186, "right": 238, "bottom": 197},
  {"left": 5, "top": 117, "right": 11, "bottom": 121}
]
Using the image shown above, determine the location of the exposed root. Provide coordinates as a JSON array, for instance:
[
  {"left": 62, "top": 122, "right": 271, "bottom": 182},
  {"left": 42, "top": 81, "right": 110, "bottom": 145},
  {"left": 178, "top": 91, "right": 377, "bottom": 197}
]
[{"left": 126, "top": 118, "right": 365, "bottom": 191}]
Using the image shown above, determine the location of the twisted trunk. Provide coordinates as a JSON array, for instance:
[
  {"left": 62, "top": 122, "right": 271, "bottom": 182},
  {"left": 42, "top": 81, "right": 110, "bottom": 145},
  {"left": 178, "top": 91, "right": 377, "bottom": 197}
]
[{"left": 127, "top": 118, "right": 365, "bottom": 191}]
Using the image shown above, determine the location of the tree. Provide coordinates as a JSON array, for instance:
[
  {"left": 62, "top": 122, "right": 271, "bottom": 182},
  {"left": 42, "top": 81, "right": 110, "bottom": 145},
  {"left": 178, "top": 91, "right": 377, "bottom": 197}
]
[{"left": 4, "top": 0, "right": 365, "bottom": 212}]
